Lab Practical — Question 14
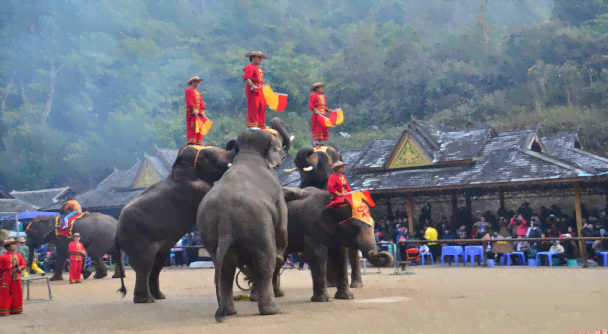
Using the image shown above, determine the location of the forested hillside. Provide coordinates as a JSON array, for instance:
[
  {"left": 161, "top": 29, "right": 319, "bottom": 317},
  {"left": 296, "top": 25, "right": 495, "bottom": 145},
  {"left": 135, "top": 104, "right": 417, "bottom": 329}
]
[{"left": 1, "top": 1, "right": 608, "bottom": 192}]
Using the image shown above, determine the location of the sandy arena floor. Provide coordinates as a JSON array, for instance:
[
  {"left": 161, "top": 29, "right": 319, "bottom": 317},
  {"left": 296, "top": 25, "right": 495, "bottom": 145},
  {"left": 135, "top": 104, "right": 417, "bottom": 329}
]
[{"left": 1, "top": 266, "right": 607, "bottom": 334}]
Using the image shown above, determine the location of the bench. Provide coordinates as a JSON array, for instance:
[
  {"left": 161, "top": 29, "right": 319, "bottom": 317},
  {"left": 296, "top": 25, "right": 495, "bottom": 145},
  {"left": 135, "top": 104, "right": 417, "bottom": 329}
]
[{"left": 21, "top": 276, "right": 52, "bottom": 301}]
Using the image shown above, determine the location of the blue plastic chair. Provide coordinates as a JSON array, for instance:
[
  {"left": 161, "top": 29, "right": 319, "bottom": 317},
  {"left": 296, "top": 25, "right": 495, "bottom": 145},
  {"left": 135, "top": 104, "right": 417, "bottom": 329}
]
[
  {"left": 464, "top": 246, "right": 484, "bottom": 266},
  {"left": 600, "top": 252, "right": 608, "bottom": 267},
  {"left": 441, "top": 246, "right": 464, "bottom": 266},
  {"left": 420, "top": 251, "right": 433, "bottom": 265},
  {"left": 536, "top": 251, "right": 557, "bottom": 267},
  {"left": 503, "top": 251, "right": 526, "bottom": 266}
]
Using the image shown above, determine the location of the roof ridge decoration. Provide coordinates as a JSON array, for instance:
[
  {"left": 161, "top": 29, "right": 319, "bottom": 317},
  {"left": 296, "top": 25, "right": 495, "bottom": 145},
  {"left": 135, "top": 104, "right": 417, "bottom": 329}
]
[
  {"left": 130, "top": 158, "right": 161, "bottom": 189},
  {"left": 522, "top": 123, "right": 547, "bottom": 154},
  {"left": 384, "top": 130, "right": 432, "bottom": 169},
  {"left": 517, "top": 147, "right": 589, "bottom": 174},
  {"left": 568, "top": 147, "right": 608, "bottom": 164},
  {"left": 410, "top": 121, "right": 440, "bottom": 150},
  {"left": 10, "top": 186, "right": 70, "bottom": 195}
]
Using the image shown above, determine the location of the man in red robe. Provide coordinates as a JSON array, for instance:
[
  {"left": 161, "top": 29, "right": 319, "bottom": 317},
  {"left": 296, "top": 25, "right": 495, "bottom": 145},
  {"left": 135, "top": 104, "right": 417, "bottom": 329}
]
[
  {"left": 0, "top": 237, "right": 26, "bottom": 316},
  {"left": 243, "top": 51, "right": 267, "bottom": 130},
  {"left": 309, "top": 82, "right": 330, "bottom": 146},
  {"left": 68, "top": 233, "right": 87, "bottom": 284},
  {"left": 327, "top": 161, "right": 352, "bottom": 207},
  {"left": 185, "top": 76, "right": 206, "bottom": 146}
]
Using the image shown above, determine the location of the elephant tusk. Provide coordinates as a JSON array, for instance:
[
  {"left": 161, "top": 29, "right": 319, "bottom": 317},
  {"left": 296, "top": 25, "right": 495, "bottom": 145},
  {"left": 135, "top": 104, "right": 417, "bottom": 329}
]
[
  {"left": 283, "top": 167, "right": 299, "bottom": 173},
  {"left": 227, "top": 163, "right": 232, "bottom": 168},
  {"left": 303, "top": 166, "right": 313, "bottom": 172},
  {"left": 290, "top": 135, "right": 295, "bottom": 142}
]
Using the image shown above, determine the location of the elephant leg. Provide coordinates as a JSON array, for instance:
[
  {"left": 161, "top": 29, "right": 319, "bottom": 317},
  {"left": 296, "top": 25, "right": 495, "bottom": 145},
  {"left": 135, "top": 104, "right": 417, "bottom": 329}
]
[
  {"left": 305, "top": 244, "right": 330, "bottom": 303},
  {"left": 326, "top": 256, "right": 338, "bottom": 288},
  {"left": 130, "top": 243, "right": 159, "bottom": 303},
  {"left": 50, "top": 252, "right": 67, "bottom": 281},
  {"left": 331, "top": 247, "right": 354, "bottom": 300},
  {"left": 217, "top": 255, "right": 238, "bottom": 317},
  {"left": 272, "top": 265, "right": 284, "bottom": 298},
  {"left": 349, "top": 248, "right": 363, "bottom": 289},
  {"left": 256, "top": 258, "right": 280, "bottom": 316},
  {"left": 149, "top": 243, "right": 173, "bottom": 300},
  {"left": 91, "top": 256, "right": 108, "bottom": 279}
]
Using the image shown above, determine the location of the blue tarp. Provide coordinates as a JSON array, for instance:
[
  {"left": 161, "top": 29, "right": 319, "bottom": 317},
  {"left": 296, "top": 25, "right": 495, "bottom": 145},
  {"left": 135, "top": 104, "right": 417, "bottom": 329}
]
[{"left": 0, "top": 211, "right": 58, "bottom": 221}]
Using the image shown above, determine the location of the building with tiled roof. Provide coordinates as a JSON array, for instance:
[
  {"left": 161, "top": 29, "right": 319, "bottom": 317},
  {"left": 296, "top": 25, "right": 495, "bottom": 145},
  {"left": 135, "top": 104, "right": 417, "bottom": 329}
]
[
  {"left": 276, "top": 120, "right": 608, "bottom": 232},
  {"left": 9, "top": 186, "right": 74, "bottom": 209}
]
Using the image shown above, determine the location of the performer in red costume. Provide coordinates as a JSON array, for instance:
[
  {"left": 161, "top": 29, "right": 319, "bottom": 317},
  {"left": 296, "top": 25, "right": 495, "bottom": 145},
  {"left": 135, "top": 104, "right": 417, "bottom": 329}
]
[
  {"left": 327, "top": 161, "right": 352, "bottom": 207},
  {"left": 185, "top": 76, "right": 206, "bottom": 145},
  {"left": 0, "top": 237, "right": 26, "bottom": 316},
  {"left": 243, "top": 51, "right": 267, "bottom": 130},
  {"left": 68, "top": 233, "right": 87, "bottom": 284},
  {"left": 309, "top": 82, "right": 330, "bottom": 146}
]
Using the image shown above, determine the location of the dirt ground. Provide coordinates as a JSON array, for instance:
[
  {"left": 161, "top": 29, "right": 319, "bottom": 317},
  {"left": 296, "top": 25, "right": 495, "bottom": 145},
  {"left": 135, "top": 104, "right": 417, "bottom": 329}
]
[{"left": 1, "top": 266, "right": 607, "bottom": 334}]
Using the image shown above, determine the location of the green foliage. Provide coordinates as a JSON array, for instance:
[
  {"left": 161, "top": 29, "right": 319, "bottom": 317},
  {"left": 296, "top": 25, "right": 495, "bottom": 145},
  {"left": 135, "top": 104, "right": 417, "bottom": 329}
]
[{"left": 1, "top": 1, "right": 608, "bottom": 191}]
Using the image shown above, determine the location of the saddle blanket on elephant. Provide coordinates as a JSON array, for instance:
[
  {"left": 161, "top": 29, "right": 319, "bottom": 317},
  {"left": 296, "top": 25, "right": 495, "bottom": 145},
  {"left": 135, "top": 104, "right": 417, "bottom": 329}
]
[
  {"left": 54, "top": 212, "right": 89, "bottom": 238},
  {"left": 313, "top": 146, "right": 334, "bottom": 164},
  {"left": 328, "top": 190, "right": 375, "bottom": 226}
]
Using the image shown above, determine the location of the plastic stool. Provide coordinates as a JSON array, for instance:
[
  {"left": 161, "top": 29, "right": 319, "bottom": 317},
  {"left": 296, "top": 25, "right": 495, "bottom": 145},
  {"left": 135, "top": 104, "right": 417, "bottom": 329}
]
[
  {"left": 441, "top": 246, "right": 464, "bottom": 266},
  {"left": 420, "top": 252, "right": 433, "bottom": 265},
  {"left": 486, "top": 259, "right": 495, "bottom": 267},
  {"left": 464, "top": 246, "right": 484, "bottom": 266},
  {"left": 567, "top": 259, "right": 577, "bottom": 267},
  {"left": 527, "top": 259, "right": 537, "bottom": 266}
]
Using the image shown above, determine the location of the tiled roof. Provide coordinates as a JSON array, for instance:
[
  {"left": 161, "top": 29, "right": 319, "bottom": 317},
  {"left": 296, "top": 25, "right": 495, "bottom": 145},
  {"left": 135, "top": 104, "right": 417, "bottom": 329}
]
[
  {"left": 9, "top": 187, "right": 72, "bottom": 208},
  {"left": 542, "top": 132, "right": 608, "bottom": 172},
  {"left": 434, "top": 127, "right": 492, "bottom": 162},
  {"left": 350, "top": 138, "right": 399, "bottom": 169},
  {"left": 0, "top": 199, "right": 40, "bottom": 213}
]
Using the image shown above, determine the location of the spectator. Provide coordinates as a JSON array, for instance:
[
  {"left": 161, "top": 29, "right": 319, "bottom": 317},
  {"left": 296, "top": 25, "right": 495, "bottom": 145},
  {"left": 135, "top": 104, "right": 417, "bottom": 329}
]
[
  {"left": 172, "top": 238, "right": 185, "bottom": 267},
  {"left": 184, "top": 233, "right": 200, "bottom": 266},
  {"left": 549, "top": 240, "right": 567, "bottom": 266},
  {"left": 498, "top": 217, "right": 511, "bottom": 238},
  {"left": 591, "top": 239, "right": 608, "bottom": 266},
  {"left": 566, "top": 226, "right": 577, "bottom": 237},
  {"left": 510, "top": 215, "right": 528, "bottom": 237},
  {"left": 456, "top": 225, "right": 467, "bottom": 239},
  {"left": 424, "top": 222, "right": 439, "bottom": 263},
  {"left": 395, "top": 226, "right": 412, "bottom": 261},
  {"left": 561, "top": 234, "right": 579, "bottom": 261},
  {"left": 474, "top": 217, "right": 490, "bottom": 238}
]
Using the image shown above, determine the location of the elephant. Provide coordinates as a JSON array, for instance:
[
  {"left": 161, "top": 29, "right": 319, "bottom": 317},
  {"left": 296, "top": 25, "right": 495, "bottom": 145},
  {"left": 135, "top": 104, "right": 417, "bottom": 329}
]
[
  {"left": 24, "top": 213, "right": 122, "bottom": 281},
  {"left": 115, "top": 144, "right": 237, "bottom": 304},
  {"left": 269, "top": 186, "right": 393, "bottom": 302},
  {"left": 198, "top": 118, "right": 290, "bottom": 322},
  {"left": 283, "top": 145, "right": 364, "bottom": 288}
]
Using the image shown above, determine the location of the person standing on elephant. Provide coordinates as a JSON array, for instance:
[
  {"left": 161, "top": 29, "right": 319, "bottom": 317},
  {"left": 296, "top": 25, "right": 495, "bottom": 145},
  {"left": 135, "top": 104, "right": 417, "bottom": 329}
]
[
  {"left": 68, "top": 233, "right": 86, "bottom": 284},
  {"left": 243, "top": 51, "right": 267, "bottom": 130},
  {"left": 61, "top": 196, "right": 82, "bottom": 229},
  {"left": 327, "top": 161, "right": 352, "bottom": 207},
  {"left": 0, "top": 237, "right": 26, "bottom": 316},
  {"left": 185, "top": 76, "right": 206, "bottom": 146},
  {"left": 309, "top": 82, "right": 330, "bottom": 146}
]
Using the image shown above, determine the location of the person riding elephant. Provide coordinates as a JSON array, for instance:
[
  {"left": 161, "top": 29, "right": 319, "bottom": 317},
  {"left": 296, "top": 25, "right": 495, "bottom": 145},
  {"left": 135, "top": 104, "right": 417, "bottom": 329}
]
[
  {"left": 283, "top": 145, "right": 364, "bottom": 288},
  {"left": 115, "top": 117, "right": 292, "bottom": 305},
  {"left": 267, "top": 186, "right": 393, "bottom": 303},
  {"left": 24, "top": 213, "right": 122, "bottom": 281},
  {"left": 198, "top": 119, "right": 290, "bottom": 323},
  {"left": 60, "top": 195, "right": 82, "bottom": 230}
]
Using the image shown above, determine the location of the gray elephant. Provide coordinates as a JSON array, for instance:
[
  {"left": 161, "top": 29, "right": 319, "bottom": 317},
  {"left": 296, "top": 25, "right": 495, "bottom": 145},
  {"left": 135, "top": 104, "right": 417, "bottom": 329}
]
[
  {"left": 115, "top": 144, "right": 237, "bottom": 303},
  {"left": 283, "top": 145, "right": 363, "bottom": 288},
  {"left": 198, "top": 119, "right": 289, "bottom": 323},
  {"left": 271, "top": 187, "right": 393, "bottom": 302},
  {"left": 24, "top": 213, "right": 122, "bottom": 281}
]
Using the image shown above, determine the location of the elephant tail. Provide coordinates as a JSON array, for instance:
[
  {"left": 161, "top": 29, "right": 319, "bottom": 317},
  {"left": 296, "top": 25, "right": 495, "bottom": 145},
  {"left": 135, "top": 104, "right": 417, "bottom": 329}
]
[
  {"left": 115, "top": 244, "right": 127, "bottom": 298},
  {"left": 214, "top": 235, "right": 233, "bottom": 323}
]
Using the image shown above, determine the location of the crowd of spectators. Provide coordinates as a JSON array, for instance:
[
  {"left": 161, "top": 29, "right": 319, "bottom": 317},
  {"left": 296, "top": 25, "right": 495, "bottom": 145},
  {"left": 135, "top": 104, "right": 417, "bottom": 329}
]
[{"left": 374, "top": 202, "right": 608, "bottom": 266}]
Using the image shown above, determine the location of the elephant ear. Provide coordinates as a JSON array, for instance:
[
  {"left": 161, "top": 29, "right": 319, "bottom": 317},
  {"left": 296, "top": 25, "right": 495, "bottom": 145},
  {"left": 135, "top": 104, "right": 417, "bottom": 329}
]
[
  {"left": 282, "top": 187, "right": 307, "bottom": 202},
  {"left": 225, "top": 138, "right": 238, "bottom": 153},
  {"left": 264, "top": 131, "right": 283, "bottom": 169}
]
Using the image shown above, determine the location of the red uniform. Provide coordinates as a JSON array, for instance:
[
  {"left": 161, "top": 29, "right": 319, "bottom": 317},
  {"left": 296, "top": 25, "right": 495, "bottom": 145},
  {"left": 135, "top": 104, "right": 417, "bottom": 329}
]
[
  {"left": 243, "top": 63, "right": 266, "bottom": 129},
  {"left": 0, "top": 252, "right": 25, "bottom": 315},
  {"left": 309, "top": 92, "right": 329, "bottom": 142},
  {"left": 185, "top": 87, "right": 207, "bottom": 145},
  {"left": 68, "top": 241, "right": 86, "bottom": 284},
  {"left": 327, "top": 173, "right": 352, "bottom": 207}
]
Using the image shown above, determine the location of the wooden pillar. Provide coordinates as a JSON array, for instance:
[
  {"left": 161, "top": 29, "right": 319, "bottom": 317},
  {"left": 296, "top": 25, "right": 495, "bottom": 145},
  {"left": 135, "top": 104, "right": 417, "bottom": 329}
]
[
  {"left": 407, "top": 192, "right": 415, "bottom": 232},
  {"left": 451, "top": 194, "right": 458, "bottom": 218},
  {"left": 386, "top": 198, "right": 393, "bottom": 218},
  {"left": 465, "top": 192, "right": 472, "bottom": 225},
  {"left": 499, "top": 190, "right": 505, "bottom": 210},
  {"left": 573, "top": 182, "right": 589, "bottom": 268}
]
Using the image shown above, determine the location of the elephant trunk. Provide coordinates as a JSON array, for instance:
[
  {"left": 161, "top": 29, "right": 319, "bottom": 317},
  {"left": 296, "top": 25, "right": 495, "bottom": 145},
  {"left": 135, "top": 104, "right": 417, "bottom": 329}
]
[
  {"left": 269, "top": 117, "right": 291, "bottom": 154},
  {"left": 355, "top": 227, "right": 394, "bottom": 268},
  {"left": 294, "top": 146, "right": 316, "bottom": 171}
]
